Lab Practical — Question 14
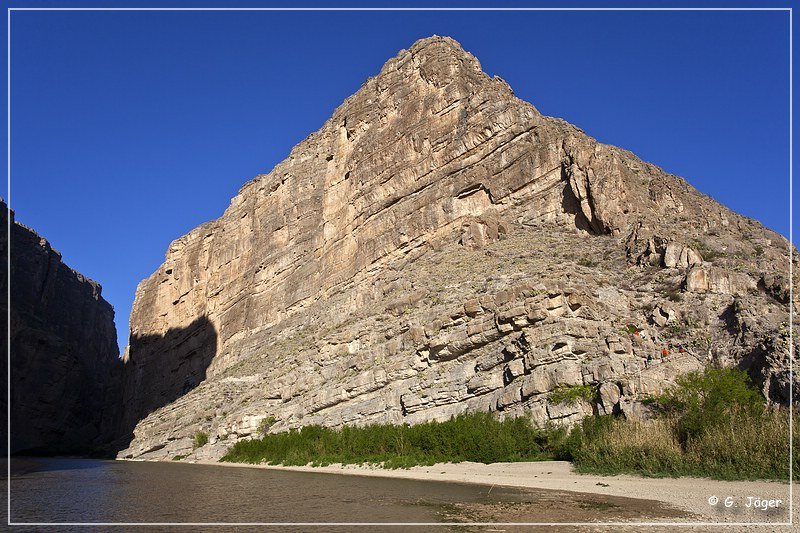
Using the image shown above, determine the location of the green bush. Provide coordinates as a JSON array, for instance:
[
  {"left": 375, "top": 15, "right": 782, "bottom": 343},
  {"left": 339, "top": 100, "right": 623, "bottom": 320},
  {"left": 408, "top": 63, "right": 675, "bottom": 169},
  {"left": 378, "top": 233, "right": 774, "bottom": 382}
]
[
  {"left": 548, "top": 384, "right": 596, "bottom": 406},
  {"left": 653, "top": 367, "right": 764, "bottom": 442},
  {"left": 221, "top": 412, "right": 553, "bottom": 468},
  {"left": 553, "top": 414, "right": 613, "bottom": 462},
  {"left": 258, "top": 416, "right": 277, "bottom": 436},
  {"left": 193, "top": 431, "right": 209, "bottom": 449}
]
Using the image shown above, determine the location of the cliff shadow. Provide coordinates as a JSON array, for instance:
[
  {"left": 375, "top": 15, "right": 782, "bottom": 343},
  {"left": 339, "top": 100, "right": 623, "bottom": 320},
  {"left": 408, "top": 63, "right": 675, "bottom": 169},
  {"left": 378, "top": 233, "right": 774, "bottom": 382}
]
[
  {"left": 109, "top": 315, "right": 217, "bottom": 455},
  {"left": 560, "top": 165, "right": 601, "bottom": 235},
  {"left": 3, "top": 201, "right": 124, "bottom": 457}
]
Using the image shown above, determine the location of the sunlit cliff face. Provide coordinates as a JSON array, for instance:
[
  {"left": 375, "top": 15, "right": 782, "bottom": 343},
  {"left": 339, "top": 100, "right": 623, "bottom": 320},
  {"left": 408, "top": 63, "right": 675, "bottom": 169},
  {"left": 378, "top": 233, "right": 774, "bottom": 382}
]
[{"left": 117, "top": 36, "right": 795, "bottom": 462}]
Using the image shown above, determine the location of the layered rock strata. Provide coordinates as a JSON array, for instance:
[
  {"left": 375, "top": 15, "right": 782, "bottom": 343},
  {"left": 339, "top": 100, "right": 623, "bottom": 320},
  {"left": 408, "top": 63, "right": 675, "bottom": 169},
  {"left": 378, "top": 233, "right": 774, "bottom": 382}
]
[
  {"left": 119, "top": 36, "right": 796, "bottom": 460},
  {"left": 4, "top": 202, "right": 121, "bottom": 455}
]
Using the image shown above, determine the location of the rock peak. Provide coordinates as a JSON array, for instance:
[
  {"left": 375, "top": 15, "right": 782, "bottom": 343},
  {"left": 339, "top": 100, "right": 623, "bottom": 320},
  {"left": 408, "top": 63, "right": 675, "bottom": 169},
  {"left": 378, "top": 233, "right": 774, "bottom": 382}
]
[
  {"left": 408, "top": 35, "right": 468, "bottom": 54},
  {"left": 370, "top": 34, "right": 487, "bottom": 92}
]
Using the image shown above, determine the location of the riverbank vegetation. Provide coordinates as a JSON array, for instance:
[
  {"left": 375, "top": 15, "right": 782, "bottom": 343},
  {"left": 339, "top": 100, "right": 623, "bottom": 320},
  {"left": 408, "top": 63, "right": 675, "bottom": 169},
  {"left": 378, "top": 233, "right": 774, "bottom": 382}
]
[
  {"left": 220, "top": 367, "right": 797, "bottom": 481},
  {"left": 221, "top": 411, "right": 556, "bottom": 468}
]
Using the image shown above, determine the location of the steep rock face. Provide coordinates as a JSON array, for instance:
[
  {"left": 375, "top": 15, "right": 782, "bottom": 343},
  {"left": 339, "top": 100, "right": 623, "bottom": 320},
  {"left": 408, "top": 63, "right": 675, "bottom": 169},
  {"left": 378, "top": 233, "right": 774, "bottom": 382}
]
[
  {"left": 120, "top": 37, "right": 796, "bottom": 460},
  {"left": 4, "top": 202, "right": 121, "bottom": 455}
]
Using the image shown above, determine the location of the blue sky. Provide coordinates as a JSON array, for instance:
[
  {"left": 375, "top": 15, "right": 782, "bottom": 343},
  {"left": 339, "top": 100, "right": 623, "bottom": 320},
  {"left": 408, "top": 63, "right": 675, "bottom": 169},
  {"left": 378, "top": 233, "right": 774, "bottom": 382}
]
[{"left": 5, "top": 3, "right": 793, "bottom": 351}]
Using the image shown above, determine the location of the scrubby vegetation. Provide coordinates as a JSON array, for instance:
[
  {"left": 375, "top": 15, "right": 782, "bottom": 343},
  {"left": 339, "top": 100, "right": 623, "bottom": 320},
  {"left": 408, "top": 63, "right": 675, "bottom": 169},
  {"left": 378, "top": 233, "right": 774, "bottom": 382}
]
[
  {"left": 222, "top": 412, "right": 555, "bottom": 468},
  {"left": 221, "top": 367, "right": 797, "bottom": 481},
  {"left": 548, "top": 384, "right": 596, "bottom": 405},
  {"left": 559, "top": 407, "right": 795, "bottom": 481},
  {"left": 193, "top": 431, "right": 209, "bottom": 449},
  {"left": 691, "top": 239, "right": 724, "bottom": 261},
  {"left": 557, "top": 368, "right": 797, "bottom": 481},
  {"left": 258, "top": 416, "right": 278, "bottom": 436}
]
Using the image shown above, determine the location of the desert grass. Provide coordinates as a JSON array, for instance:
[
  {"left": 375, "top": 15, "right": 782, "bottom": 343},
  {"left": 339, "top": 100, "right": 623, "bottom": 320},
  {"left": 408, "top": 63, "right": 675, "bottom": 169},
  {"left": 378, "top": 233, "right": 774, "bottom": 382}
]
[{"left": 565, "top": 406, "right": 796, "bottom": 481}]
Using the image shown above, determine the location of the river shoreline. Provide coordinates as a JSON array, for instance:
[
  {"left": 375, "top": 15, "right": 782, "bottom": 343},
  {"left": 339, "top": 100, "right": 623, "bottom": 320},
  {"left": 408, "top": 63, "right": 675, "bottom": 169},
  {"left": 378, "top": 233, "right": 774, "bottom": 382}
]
[{"left": 176, "top": 458, "right": 792, "bottom": 524}]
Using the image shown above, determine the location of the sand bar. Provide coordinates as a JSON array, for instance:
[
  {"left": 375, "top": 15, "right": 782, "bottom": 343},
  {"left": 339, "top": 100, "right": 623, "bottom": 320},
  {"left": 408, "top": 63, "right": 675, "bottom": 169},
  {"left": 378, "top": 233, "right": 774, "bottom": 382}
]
[{"left": 189, "top": 459, "right": 793, "bottom": 525}]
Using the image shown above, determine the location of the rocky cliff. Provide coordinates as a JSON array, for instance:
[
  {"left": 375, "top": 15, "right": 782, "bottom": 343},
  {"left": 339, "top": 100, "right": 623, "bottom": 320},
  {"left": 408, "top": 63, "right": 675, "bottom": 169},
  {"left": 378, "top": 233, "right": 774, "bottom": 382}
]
[
  {"left": 4, "top": 201, "right": 122, "bottom": 455},
  {"left": 119, "top": 36, "right": 796, "bottom": 461}
]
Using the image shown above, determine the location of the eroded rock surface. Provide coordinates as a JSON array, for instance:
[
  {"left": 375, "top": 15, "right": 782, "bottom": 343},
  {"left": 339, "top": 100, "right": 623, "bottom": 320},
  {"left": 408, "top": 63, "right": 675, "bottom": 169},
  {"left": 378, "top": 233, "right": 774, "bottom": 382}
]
[
  {"left": 118, "top": 37, "right": 797, "bottom": 461},
  {"left": 4, "top": 202, "right": 121, "bottom": 455}
]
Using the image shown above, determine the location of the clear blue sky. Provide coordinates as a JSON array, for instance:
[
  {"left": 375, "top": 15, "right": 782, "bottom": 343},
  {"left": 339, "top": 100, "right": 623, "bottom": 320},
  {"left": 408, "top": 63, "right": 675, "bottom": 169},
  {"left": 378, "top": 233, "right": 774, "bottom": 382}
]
[{"left": 5, "top": 2, "right": 794, "bottom": 352}]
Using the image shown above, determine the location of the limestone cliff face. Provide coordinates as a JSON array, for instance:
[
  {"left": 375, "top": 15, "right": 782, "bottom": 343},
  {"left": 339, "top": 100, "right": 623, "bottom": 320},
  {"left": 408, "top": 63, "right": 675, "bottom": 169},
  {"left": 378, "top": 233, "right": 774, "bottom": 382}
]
[
  {"left": 4, "top": 202, "right": 121, "bottom": 455},
  {"left": 120, "top": 37, "right": 796, "bottom": 460}
]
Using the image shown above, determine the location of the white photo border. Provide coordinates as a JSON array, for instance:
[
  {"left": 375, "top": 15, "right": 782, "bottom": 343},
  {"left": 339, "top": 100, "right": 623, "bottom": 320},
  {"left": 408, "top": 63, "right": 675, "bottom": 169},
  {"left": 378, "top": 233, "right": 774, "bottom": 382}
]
[{"left": 5, "top": 4, "right": 794, "bottom": 528}]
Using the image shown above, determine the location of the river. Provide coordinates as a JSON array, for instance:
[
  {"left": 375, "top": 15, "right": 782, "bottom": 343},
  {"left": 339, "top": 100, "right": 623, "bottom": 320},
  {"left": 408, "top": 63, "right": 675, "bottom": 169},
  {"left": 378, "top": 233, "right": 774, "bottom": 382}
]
[
  {"left": 8, "top": 457, "right": 686, "bottom": 531},
  {"left": 8, "top": 457, "right": 537, "bottom": 530}
]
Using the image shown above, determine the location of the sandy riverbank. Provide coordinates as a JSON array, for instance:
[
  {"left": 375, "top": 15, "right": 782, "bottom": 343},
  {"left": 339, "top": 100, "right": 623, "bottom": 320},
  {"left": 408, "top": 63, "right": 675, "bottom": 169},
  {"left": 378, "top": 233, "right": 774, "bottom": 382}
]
[{"left": 192, "top": 458, "right": 793, "bottom": 526}]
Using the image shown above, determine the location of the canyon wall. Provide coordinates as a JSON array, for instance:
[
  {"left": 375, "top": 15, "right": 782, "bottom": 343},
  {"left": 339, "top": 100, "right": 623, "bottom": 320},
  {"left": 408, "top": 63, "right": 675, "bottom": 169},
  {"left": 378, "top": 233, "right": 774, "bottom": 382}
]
[
  {"left": 118, "top": 37, "right": 796, "bottom": 460},
  {"left": 4, "top": 202, "right": 121, "bottom": 455}
]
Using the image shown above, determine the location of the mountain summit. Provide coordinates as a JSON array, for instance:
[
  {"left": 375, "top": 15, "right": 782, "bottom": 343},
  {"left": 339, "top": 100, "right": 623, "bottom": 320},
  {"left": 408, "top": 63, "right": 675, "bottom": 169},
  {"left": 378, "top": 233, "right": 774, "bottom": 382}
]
[{"left": 117, "top": 36, "right": 795, "bottom": 461}]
